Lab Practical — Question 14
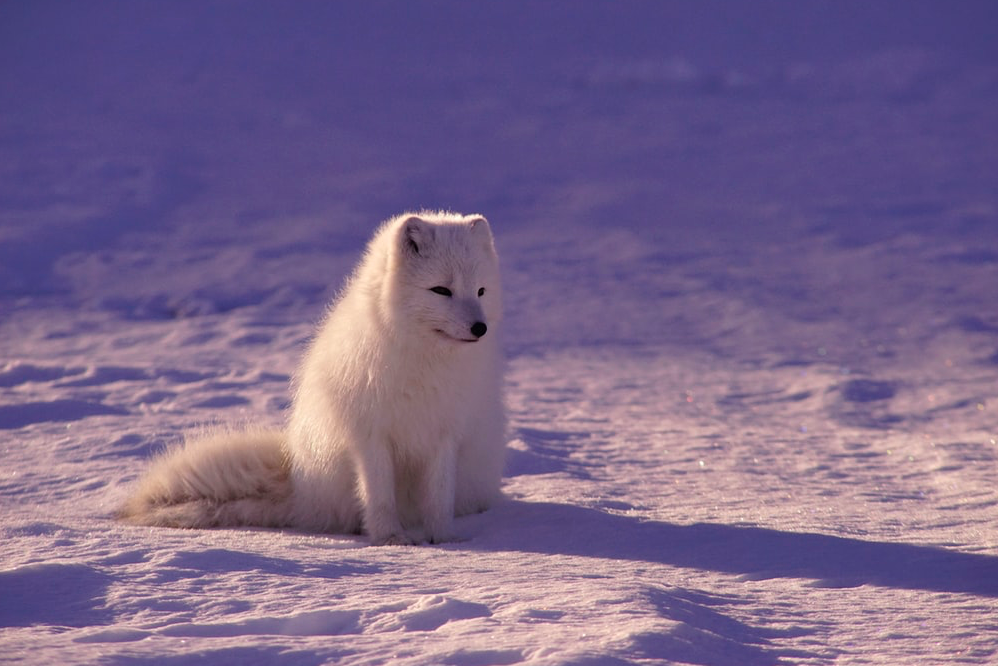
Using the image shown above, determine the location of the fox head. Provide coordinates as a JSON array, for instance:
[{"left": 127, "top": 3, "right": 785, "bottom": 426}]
[{"left": 383, "top": 212, "right": 502, "bottom": 345}]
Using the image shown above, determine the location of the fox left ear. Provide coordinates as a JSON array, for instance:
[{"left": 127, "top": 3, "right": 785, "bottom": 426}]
[
  {"left": 468, "top": 216, "right": 491, "bottom": 235},
  {"left": 468, "top": 216, "right": 495, "bottom": 251},
  {"left": 400, "top": 215, "right": 435, "bottom": 257}
]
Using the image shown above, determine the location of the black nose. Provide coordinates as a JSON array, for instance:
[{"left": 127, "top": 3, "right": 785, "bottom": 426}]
[{"left": 470, "top": 322, "right": 487, "bottom": 338}]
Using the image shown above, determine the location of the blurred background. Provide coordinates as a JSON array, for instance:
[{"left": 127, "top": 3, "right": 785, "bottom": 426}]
[{"left": 2, "top": 1, "right": 996, "bottom": 353}]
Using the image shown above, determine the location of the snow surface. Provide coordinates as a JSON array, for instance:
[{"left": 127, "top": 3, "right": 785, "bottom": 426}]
[{"left": 2, "top": 2, "right": 998, "bottom": 664}]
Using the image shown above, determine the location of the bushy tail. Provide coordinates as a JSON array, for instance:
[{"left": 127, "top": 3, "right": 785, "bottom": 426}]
[{"left": 117, "top": 428, "right": 293, "bottom": 529}]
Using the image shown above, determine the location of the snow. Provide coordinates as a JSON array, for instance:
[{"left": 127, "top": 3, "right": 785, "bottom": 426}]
[{"left": 2, "top": 1, "right": 997, "bottom": 664}]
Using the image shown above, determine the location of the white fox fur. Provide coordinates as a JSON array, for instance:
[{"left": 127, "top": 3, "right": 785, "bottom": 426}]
[{"left": 118, "top": 211, "right": 506, "bottom": 545}]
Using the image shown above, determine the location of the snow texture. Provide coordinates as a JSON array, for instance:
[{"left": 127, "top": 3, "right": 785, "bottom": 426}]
[{"left": 2, "top": 1, "right": 997, "bottom": 664}]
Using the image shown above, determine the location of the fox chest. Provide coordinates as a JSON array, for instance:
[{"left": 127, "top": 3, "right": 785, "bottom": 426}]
[{"left": 374, "top": 373, "right": 474, "bottom": 450}]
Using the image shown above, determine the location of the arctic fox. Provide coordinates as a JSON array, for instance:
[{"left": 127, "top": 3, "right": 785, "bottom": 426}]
[{"left": 118, "top": 211, "right": 506, "bottom": 545}]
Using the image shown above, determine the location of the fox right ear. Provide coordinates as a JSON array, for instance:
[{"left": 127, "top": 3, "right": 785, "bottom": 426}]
[{"left": 400, "top": 216, "right": 434, "bottom": 257}]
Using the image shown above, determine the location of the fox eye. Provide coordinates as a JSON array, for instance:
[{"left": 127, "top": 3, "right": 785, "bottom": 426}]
[
  {"left": 477, "top": 288, "right": 486, "bottom": 297},
  {"left": 429, "top": 286, "right": 452, "bottom": 297}
]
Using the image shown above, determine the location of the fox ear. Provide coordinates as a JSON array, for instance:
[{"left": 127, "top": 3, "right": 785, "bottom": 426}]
[
  {"left": 400, "top": 215, "right": 434, "bottom": 257},
  {"left": 468, "top": 216, "right": 491, "bottom": 237},
  {"left": 468, "top": 215, "right": 496, "bottom": 253}
]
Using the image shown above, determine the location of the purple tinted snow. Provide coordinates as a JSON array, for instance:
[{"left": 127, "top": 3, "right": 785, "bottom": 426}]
[
  {"left": 0, "top": 563, "right": 115, "bottom": 628},
  {"left": 0, "top": 364, "right": 86, "bottom": 387},
  {"left": 0, "top": 400, "right": 128, "bottom": 430},
  {"left": 472, "top": 500, "right": 998, "bottom": 598}
]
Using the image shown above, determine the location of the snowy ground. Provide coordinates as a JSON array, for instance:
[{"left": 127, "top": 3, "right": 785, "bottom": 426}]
[{"left": 2, "top": 2, "right": 997, "bottom": 664}]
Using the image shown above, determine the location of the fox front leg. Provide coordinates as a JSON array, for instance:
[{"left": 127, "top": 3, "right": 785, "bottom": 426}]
[
  {"left": 355, "top": 438, "right": 413, "bottom": 546},
  {"left": 418, "top": 442, "right": 457, "bottom": 544}
]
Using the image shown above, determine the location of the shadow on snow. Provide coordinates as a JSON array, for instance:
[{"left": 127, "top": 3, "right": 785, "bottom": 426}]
[{"left": 474, "top": 500, "right": 998, "bottom": 598}]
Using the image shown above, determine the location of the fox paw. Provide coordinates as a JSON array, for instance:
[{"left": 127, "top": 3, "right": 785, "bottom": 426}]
[
  {"left": 426, "top": 531, "right": 457, "bottom": 545},
  {"left": 370, "top": 531, "right": 418, "bottom": 547}
]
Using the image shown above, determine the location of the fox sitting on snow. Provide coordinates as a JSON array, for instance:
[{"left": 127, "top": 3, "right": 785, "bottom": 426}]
[{"left": 118, "top": 211, "right": 506, "bottom": 545}]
